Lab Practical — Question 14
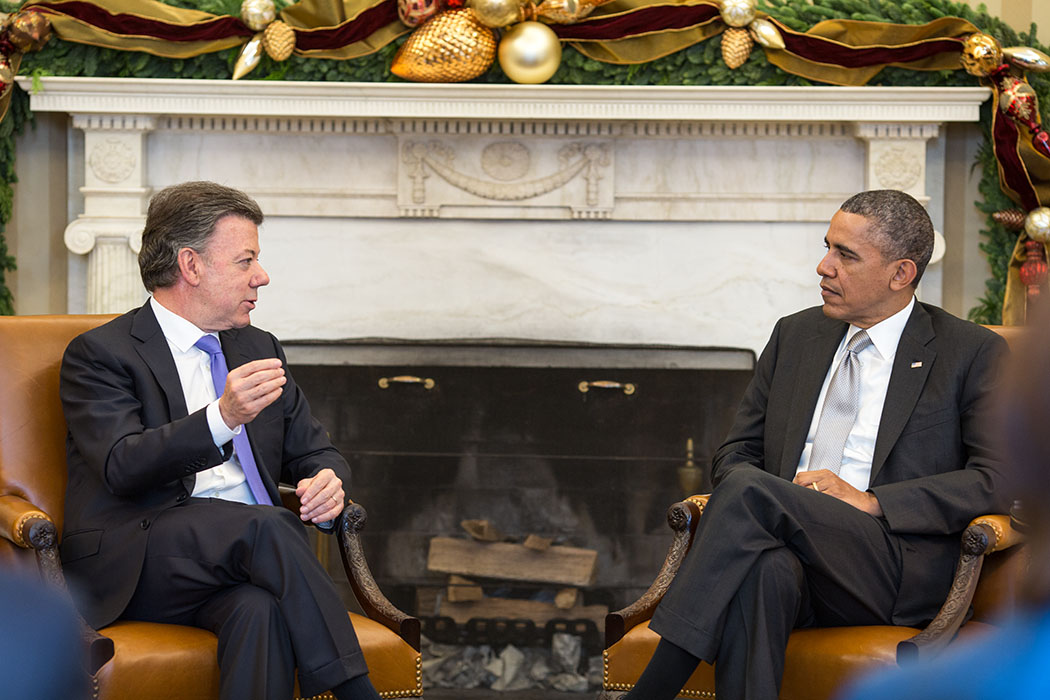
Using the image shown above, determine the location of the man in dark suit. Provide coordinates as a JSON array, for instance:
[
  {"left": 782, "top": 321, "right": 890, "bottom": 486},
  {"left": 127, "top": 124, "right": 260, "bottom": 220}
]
[
  {"left": 59, "top": 181, "right": 382, "bottom": 700},
  {"left": 614, "top": 190, "right": 1009, "bottom": 700}
]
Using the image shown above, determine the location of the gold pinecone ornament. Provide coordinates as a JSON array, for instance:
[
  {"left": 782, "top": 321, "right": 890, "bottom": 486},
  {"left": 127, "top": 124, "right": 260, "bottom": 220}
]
[
  {"left": 391, "top": 9, "right": 497, "bottom": 82},
  {"left": 994, "top": 209, "right": 1028, "bottom": 231},
  {"left": 721, "top": 26, "right": 753, "bottom": 69},
  {"left": 262, "top": 20, "right": 295, "bottom": 61}
]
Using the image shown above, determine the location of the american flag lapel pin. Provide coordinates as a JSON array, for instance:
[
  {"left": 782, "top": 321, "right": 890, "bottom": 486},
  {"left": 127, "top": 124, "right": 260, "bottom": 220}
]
[{"left": 911, "top": 361, "right": 923, "bottom": 369}]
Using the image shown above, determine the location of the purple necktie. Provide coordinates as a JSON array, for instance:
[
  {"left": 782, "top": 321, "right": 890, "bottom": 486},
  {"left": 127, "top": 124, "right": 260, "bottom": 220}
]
[{"left": 194, "top": 334, "right": 273, "bottom": 506}]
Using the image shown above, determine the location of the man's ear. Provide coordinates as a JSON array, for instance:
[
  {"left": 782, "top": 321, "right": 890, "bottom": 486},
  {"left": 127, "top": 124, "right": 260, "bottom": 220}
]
[
  {"left": 176, "top": 247, "right": 203, "bottom": 287},
  {"left": 889, "top": 259, "right": 918, "bottom": 291}
]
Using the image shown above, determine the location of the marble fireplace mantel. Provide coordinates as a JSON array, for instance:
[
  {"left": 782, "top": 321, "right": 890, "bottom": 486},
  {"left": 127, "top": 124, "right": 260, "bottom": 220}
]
[{"left": 19, "top": 77, "right": 990, "bottom": 355}]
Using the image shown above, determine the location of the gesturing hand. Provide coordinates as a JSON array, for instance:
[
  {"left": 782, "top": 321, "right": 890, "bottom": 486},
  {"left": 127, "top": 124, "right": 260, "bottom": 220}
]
[
  {"left": 217, "top": 358, "right": 286, "bottom": 429},
  {"left": 296, "top": 469, "right": 346, "bottom": 525},
  {"left": 793, "top": 469, "right": 883, "bottom": 516}
]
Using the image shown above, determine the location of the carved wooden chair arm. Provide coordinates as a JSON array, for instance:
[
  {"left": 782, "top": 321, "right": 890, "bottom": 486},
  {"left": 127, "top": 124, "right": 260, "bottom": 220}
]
[
  {"left": 605, "top": 494, "right": 709, "bottom": 647},
  {"left": 0, "top": 494, "right": 54, "bottom": 549},
  {"left": 896, "top": 514, "right": 1024, "bottom": 663},
  {"left": 0, "top": 494, "right": 115, "bottom": 674},
  {"left": 337, "top": 502, "right": 421, "bottom": 652}
]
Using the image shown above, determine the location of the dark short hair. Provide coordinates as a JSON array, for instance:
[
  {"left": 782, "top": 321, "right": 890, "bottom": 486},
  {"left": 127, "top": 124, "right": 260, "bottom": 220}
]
[
  {"left": 138, "top": 181, "right": 263, "bottom": 292},
  {"left": 839, "top": 190, "right": 934, "bottom": 287}
]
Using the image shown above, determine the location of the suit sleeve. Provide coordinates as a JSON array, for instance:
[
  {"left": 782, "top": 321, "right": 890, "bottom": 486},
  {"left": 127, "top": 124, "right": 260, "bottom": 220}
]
[
  {"left": 870, "top": 331, "right": 1010, "bottom": 535},
  {"left": 60, "top": 332, "right": 226, "bottom": 496},
  {"left": 710, "top": 318, "right": 783, "bottom": 486}
]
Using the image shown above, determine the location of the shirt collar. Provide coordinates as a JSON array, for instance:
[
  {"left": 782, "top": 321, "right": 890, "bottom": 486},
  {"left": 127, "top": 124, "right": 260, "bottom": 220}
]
[
  {"left": 844, "top": 296, "right": 915, "bottom": 362},
  {"left": 150, "top": 296, "right": 215, "bottom": 353}
]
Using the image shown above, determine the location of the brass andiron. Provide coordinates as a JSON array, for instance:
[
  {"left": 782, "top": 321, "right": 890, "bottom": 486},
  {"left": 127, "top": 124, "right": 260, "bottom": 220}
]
[{"left": 677, "top": 438, "right": 703, "bottom": 496}]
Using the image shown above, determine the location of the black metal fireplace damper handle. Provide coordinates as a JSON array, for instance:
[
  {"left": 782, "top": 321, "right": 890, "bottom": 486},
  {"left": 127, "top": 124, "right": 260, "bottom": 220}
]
[
  {"left": 578, "top": 380, "right": 636, "bottom": 395},
  {"left": 378, "top": 375, "right": 436, "bottom": 389}
]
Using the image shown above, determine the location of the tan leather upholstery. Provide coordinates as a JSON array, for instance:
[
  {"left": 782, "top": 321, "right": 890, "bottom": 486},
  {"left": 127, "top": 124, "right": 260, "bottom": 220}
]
[{"left": 0, "top": 315, "right": 421, "bottom": 699}]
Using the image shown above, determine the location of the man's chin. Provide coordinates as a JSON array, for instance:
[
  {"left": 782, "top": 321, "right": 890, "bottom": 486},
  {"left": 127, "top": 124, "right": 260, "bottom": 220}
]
[{"left": 820, "top": 302, "right": 846, "bottom": 320}]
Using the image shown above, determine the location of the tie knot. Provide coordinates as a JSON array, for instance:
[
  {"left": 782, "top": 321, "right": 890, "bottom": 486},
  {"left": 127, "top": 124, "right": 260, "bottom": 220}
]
[
  {"left": 846, "top": 330, "right": 872, "bottom": 355},
  {"left": 194, "top": 334, "right": 222, "bottom": 357}
]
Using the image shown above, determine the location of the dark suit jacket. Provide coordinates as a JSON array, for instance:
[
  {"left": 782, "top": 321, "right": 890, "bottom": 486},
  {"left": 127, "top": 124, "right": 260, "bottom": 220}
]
[
  {"left": 58, "top": 302, "right": 351, "bottom": 630},
  {"left": 712, "top": 301, "right": 1009, "bottom": 625}
]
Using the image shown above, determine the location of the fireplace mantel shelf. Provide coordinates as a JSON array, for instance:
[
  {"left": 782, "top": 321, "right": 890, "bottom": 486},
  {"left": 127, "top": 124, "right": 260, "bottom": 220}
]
[{"left": 19, "top": 77, "right": 989, "bottom": 123}]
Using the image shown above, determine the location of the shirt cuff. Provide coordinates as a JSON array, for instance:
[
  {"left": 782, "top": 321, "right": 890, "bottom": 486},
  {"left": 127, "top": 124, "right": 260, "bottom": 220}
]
[{"left": 206, "top": 399, "right": 240, "bottom": 449}]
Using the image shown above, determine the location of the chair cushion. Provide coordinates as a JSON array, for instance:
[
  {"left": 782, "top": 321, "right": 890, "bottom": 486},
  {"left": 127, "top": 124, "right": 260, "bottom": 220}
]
[
  {"left": 95, "top": 620, "right": 220, "bottom": 700},
  {"left": 95, "top": 613, "right": 421, "bottom": 699},
  {"left": 604, "top": 619, "right": 998, "bottom": 700},
  {"left": 342, "top": 613, "right": 422, "bottom": 698}
]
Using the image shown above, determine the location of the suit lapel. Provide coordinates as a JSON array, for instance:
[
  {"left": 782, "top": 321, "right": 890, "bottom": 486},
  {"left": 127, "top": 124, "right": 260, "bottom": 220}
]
[
  {"left": 130, "top": 302, "right": 188, "bottom": 420},
  {"left": 778, "top": 317, "right": 848, "bottom": 479},
  {"left": 218, "top": 328, "right": 251, "bottom": 371},
  {"left": 870, "top": 303, "right": 935, "bottom": 484}
]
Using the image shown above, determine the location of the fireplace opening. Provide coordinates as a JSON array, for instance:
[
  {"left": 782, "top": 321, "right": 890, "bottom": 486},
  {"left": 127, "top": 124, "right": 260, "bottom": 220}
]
[{"left": 287, "top": 339, "right": 754, "bottom": 690}]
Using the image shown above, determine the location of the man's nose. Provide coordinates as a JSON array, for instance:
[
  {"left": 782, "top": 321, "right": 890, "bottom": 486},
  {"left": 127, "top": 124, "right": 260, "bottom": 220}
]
[
  {"left": 816, "top": 252, "right": 834, "bottom": 278},
  {"left": 253, "top": 263, "right": 270, "bottom": 287}
]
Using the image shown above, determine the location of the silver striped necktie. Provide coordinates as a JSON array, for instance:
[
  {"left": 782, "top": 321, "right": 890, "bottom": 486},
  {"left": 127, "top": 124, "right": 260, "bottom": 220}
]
[{"left": 809, "top": 330, "right": 872, "bottom": 475}]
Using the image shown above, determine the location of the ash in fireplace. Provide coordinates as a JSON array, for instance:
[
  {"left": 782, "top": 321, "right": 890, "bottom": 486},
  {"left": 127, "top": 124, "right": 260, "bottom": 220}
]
[{"left": 422, "top": 632, "right": 602, "bottom": 692}]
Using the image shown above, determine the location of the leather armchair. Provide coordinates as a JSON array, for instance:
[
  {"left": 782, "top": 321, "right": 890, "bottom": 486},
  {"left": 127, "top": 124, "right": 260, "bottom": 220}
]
[
  {"left": 603, "top": 323, "right": 1030, "bottom": 700},
  {"left": 0, "top": 314, "right": 422, "bottom": 700},
  {"left": 602, "top": 494, "right": 1027, "bottom": 700}
]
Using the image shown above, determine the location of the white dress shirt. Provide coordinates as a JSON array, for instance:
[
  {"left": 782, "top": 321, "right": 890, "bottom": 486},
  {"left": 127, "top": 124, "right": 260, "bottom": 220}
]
[
  {"left": 795, "top": 296, "right": 915, "bottom": 492},
  {"left": 150, "top": 296, "right": 257, "bottom": 503}
]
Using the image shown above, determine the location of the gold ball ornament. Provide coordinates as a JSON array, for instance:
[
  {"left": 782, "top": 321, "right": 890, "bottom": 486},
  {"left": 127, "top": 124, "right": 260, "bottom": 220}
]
[
  {"left": 7, "top": 9, "right": 52, "bottom": 52},
  {"left": 498, "top": 21, "right": 561, "bottom": 84},
  {"left": 719, "top": 0, "right": 756, "bottom": 29},
  {"left": 470, "top": 0, "right": 522, "bottom": 28},
  {"left": 1025, "top": 207, "right": 1050, "bottom": 244},
  {"left": 391, "top": 9, "right": 497, "bottom": 82},
  {"left": 470, "top": 0, "right": 523, "bottom": 28},
  {"left": 262, "top": 20, "right": 295, "bottom": 61},
  {"left": 960, "top": 33, "right": 1002, "bottom": 77},
  {"left": 240, "top": 0, "right": 277, "bottom": 32}
]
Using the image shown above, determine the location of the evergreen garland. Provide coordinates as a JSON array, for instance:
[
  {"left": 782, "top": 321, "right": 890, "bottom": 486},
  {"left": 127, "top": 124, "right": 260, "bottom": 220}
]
[{"left": 4, "top": 0, "right": 1047, "bottom": 321}]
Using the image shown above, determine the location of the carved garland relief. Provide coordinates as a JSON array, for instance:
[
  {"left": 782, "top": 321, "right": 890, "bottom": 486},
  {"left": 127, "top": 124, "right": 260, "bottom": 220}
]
[{"left": 401, "top": 139, "right": 611, "bottom": 210}]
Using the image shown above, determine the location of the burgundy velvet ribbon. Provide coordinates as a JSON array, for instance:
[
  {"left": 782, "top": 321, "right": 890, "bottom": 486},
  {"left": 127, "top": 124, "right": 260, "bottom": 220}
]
[
  {"left": 993, "top": 105, "right": 1041, "bottom": 212},
  {"left": 552, "top": 3, "right": 719, "bottom": 42},
  {"left": 779, "top": 29, "right": 965, "bottom": 69},
  {"left": 32, "top": 1, "right": 253, "bottom": 42},
  {"left": 293, "top": 0, "right": 401, "bottom": 51}
]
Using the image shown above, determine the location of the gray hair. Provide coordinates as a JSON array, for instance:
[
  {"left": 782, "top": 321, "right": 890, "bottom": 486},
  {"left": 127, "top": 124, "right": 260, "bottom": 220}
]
[
  {"left": 138, "top": 181, "right": 263, "bottom": 292},
  {"left": 839, "top": 190, "right": 934, "bottom": 287}
]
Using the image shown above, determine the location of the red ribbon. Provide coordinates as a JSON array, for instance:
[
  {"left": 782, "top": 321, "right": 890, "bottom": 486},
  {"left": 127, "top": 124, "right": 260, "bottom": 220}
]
[
  {"left": 32, "top": 1, "right": 253, "bottom": 42},
  {"left": 552, "top": 4, "right": 719, "bottom": 42},
  {"left": 778, "top": 27, "right": 965, "bottom": 69},
  {"left": 294, "top": 1, "right": 401, "bottom": 51}
]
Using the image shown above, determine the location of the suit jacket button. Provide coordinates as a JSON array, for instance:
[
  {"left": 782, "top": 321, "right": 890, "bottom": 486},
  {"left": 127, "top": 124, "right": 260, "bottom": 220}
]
[
  {"left": 176, "top": 493, "right": 188, "bottom": 502},
  {"left": 140, "top": 519, "right": 150, "bottom": 530}
]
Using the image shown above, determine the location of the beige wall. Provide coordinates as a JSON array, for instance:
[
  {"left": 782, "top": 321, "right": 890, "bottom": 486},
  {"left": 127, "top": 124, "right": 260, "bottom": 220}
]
[
  {"left": 7, "top": 112, "right": 69, "bottom": 315},
  {"left": 958, "top": 0, "right": 1050, "bottom": 36}
]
